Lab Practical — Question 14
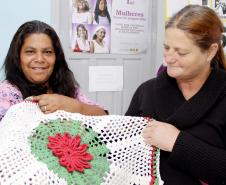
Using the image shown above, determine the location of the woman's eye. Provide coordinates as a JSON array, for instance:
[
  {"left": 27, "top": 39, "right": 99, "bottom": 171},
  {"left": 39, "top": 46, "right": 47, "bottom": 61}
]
[
  {"left": 44, "top": 50, "right": 53, "bottom": 54},
  {"left": 164, "top": 45, "right": 169, "bottom": 50},
  {"left": 178, "top": 52, "right": 187, "bottom": 56},
  {"left": 164, "top": 47, "right": 169, "bottom": 52},
  {"left": 26, "top": 50, "right": 34, "bottom": 54}
]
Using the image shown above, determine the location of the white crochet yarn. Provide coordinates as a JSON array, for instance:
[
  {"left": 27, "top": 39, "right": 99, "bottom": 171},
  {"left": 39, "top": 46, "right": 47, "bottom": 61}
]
[{"left": 0, "top": 101, "right": 163, "bottom": 185}]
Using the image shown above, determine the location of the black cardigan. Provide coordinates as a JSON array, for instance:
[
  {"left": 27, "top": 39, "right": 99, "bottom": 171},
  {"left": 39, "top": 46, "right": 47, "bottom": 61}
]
[{"left": 126, "top": 68, "right": 226, "bottom": 185}]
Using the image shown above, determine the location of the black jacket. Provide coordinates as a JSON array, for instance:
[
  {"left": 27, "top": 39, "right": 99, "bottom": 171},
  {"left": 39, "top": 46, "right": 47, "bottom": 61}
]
[{"left": 126, "top": 68, "right": 226, "bottom": 185}]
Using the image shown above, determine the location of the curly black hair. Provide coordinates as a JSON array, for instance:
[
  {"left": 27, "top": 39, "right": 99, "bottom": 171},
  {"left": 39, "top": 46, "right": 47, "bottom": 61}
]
[{"left": 3, "top": 20, "right": 79, "bottom": 99}]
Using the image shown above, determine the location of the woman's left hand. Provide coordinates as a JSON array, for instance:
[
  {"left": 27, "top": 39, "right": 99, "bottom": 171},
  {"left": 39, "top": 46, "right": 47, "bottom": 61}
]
[
  {"left": 142, "top": 120, "right": 180, "bottom": 152},
  {"left": 32, "top": 94, "right": 81, "bottom": 114}
]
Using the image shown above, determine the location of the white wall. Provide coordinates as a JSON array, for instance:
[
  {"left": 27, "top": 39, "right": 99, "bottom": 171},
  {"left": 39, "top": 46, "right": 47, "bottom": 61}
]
[{"left": 0, "top": 0, "right": 51, "bottom": 81}]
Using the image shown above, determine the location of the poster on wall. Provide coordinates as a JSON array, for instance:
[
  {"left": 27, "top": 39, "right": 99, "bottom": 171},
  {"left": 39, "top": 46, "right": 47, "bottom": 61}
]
[
  {"left": 110, "top": 0, "right": 149, "bottom": 54},
  {"left": 70, "top": 0, "right": 149, "bottom": 54},
  {"left": 70, "top": 0, "right": 111, "bottom": 54}
]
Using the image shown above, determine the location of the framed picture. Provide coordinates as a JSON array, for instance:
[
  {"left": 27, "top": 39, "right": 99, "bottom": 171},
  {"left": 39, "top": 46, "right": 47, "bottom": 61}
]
[
  {"left": 211, "top": 0, "right": 226, "bottom": 19},
  {"left": 222, "top": 20, "right": 226, "bottom": 55}
]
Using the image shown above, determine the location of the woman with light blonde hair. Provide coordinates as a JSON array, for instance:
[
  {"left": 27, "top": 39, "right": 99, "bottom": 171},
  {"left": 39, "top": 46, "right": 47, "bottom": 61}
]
[{"left": 72, "top": 0, "right": 93, "bottom": 24}]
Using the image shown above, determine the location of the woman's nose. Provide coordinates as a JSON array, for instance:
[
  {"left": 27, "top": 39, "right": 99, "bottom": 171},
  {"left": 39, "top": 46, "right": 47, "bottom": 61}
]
[
  {"left": 164, "top": 51, "right": 177, "bottom": 64},
  {"left": 165, "top": 55, "right": 177, "bottom": 64},
  {"left": 35, "top": 52, "right": 44, "bottom": 62}
]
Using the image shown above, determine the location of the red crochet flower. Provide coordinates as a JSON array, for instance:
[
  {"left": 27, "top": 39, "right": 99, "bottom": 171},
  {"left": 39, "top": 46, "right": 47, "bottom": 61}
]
[{"left": 47, "top": 132, "right": 93, "bottom": 173}]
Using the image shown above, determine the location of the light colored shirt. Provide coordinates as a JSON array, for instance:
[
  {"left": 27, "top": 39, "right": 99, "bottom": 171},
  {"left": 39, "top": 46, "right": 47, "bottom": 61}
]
[
  {"left": 72, "top": 11, "right": 93, "bottom": 24},
  {"left": 92, "top": 40, "right": 109, "bottom": 53},
  {"left": 74, "top": 38, "right": 91, "bottom": 52},
  {"left": 0, "top": 80, "right": 97, "bottom": 120},
  {"left": 98, "top": 16, "right": 110, "bottom": 25}
]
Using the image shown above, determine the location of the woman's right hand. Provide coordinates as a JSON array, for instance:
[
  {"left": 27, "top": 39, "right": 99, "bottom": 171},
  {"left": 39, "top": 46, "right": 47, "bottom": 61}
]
[
  {"left": 32, "top": 94, "right": 82, "bottom": 114},
  {"left": 142, "top": 120, "right": 180, "bottom": 152},
  {"left": 31, "top": 93, "right": 107, "bottom": 116}
]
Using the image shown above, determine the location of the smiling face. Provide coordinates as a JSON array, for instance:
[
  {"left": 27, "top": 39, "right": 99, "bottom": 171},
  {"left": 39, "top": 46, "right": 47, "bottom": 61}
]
[
  {"left": 99, "top": 0, "right": 107, "bottom": 11},
  {"left": 20, "top": 33, "right": 56, "bottom": 84},
  {"left": 77, "top": 26, "right": 87, "bottom": 38},
  {"left": 96, "top": 28, "right": 106, "bottom": 41},
  {"left": 164, "top": 28, "right": 211, "bottom": 81},
  {"left": 77, "top": 0, "right": 86, "bottom": 11}
]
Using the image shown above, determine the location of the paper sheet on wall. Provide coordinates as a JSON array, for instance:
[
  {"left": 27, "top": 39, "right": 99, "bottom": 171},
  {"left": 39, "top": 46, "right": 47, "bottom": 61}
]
[{"left": 89, "top": 66, "right": 123, "bottom": 92}]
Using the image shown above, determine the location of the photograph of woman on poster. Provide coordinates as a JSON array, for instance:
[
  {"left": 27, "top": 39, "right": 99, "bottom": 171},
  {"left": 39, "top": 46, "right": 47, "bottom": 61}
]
[
  {"left": 93, "top": 0, "right": 111, "bottom": 25},
  {"left": 72, "top": 0, "right": 93, "bottom": 24},
  {"left": 73, "top": 24, "right": 92, "bottom": 52},
  {"left": 90, "top": 26, "right": 109, "bottom": 53}
]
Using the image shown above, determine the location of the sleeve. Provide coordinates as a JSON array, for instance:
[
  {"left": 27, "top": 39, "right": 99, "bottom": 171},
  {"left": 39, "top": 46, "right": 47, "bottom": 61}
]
[
  {"left": 76, "top": 89, "right": 97, "bottom": 105},
  {"left": 0, "top": 82, "right": 23, "bottom": 120},
  {"left": 76, "top": 89, "right": 107, "bottom": 113},
  {"left": 168, "top": 131, "right": 226, "bottom": 184}
]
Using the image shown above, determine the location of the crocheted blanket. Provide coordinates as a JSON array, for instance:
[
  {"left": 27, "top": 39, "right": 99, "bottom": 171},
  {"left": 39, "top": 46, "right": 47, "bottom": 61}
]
[{"left": 0, "top": 101, "right": 163, "bottom": 185}]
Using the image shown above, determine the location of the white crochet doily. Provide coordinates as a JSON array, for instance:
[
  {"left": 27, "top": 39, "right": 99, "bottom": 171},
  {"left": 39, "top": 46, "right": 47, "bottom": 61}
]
[{"left": 0, "top": 101, "right": 163, "bottom": 185}]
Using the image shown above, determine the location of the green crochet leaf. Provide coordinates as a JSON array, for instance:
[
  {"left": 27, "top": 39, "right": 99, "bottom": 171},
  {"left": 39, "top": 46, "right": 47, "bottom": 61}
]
[{"left": 28, "top": 119, "right": 110, "bottom": 185}]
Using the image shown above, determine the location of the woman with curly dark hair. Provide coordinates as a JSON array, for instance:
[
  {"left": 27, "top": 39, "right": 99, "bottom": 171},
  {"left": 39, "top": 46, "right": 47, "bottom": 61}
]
[
  {"left": 0, "top": 20, "right": 106, "bottom": 120},
  {"left": 94, "top": 0, "right": 111, "bottom": 25}
]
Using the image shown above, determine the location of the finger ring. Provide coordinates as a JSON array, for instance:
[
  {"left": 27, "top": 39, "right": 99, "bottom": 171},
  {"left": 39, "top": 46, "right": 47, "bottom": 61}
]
[{"left": 44, "top": 106, "right": 47, "bottom": 112}]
